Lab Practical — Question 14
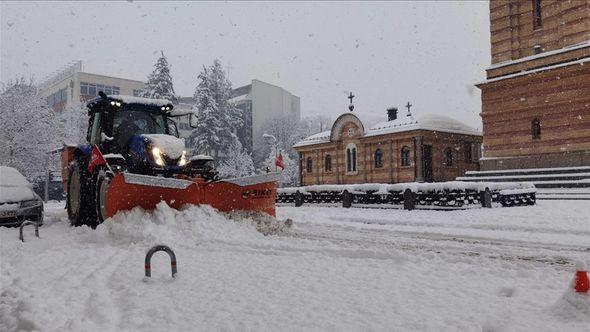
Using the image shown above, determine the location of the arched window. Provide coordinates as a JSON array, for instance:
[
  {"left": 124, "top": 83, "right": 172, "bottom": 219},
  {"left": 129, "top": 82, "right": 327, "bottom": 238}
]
[
  {"left": 374, "top": 149, "right": 384, "bottom": 168},
  {"left": 445, "top": 147, "right": 453, "bottom": 167},
  {"left": 532, "top": 119, "right": 541, "bottom": 139},
  {"left": 401, "top": 146, "right": 410, "bottom": 167},
  {"left": 324, "top": 154, "right": 332, "bottom": 172},
  {"left": 345, "top": 143, "right": 357, "bottom": 173},
  {"left": 306, "top": 157, "right": 313, "bottom": 173}
]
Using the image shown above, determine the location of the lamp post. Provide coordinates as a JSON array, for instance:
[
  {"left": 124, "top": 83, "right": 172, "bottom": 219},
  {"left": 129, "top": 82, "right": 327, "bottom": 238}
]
[{"left": 262, "top": 133, "right": 278, "bottom": 172}]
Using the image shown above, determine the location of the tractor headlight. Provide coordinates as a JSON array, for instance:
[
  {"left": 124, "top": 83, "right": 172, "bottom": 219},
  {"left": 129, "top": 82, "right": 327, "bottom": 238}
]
[
  {"left": 178, "top": 150, "right": 188, "bottom": 167},
  {"left": 151, "top": 147, "right": 165, "bottom": 166}
]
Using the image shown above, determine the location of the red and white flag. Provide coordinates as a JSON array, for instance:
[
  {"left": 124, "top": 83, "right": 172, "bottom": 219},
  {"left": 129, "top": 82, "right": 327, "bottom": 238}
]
[
  {"left": 275, "top": 152, "right": 284, "bottom": 170},
  {"left": 88, "top": 145, "right": 107, "bottom": 173}
]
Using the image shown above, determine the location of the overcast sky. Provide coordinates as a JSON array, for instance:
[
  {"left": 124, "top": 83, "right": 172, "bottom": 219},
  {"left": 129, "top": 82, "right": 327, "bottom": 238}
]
[{"left": 1, "top": 1, "right": 490, "bottom": 128}]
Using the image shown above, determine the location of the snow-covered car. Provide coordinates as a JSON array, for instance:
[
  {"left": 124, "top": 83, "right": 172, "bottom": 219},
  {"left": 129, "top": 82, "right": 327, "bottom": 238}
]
[{"left": 0, "top": 166, "right": 43, "bottom": 227}]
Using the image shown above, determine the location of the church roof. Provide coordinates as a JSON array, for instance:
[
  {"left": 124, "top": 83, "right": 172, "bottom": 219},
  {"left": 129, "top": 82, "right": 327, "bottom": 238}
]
[
  {"left": 366, "top": 113, "right": 481, "bottom": 137},
  {"left": 293, "top": 130, "right": 331, "bottom": 147}
]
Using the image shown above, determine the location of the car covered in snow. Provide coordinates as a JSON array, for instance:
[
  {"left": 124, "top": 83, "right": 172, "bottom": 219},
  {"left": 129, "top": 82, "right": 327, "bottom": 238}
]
[{"left": 0, "top": 166, "right": 43, "bottom": 226}]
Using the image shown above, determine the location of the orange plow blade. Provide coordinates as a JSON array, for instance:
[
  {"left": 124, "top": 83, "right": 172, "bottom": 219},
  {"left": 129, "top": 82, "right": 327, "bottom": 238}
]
[{"left": 102, "top": 173, "right": 277, "bottom": 219}]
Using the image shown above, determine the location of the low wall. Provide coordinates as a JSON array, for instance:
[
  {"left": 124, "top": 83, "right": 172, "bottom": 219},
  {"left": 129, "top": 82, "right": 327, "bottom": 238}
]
[{"left": 277, "top": 181, "right": 536, "bottom": 210}]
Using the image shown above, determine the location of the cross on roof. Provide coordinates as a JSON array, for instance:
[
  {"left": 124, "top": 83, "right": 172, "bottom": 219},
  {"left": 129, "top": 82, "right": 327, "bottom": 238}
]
[
  {"left": 405, "top": 101, "right": 412, "bottom": 113},
  {"left": 348, "top": 92, "right": 355, "bottom": 104}
]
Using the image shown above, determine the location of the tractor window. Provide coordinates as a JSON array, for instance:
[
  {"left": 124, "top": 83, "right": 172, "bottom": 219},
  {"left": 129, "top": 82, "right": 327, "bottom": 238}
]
[
  {"left": 113, "top": 110, "right": 166, "bottom": 149},
  {"left": 167, "top": 119, "right": 179, "bottom": 138},
  {"left": 89, "top": 113, "right": 101, "bottom": 145}
]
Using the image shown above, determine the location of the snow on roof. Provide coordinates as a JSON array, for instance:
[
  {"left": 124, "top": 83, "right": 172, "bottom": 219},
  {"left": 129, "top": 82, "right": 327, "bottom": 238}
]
[
  {"left": 293, "top": 130, "right": 331, "bottom": 148},
  {"left": 107, "top": 95, "right": 172, "bottom": 107},
  {"left": 366, "top": 113, "right": 481, "bottom": 137},
  {"left": 294, "top": 112, "right": 480, "bottom": 148}
]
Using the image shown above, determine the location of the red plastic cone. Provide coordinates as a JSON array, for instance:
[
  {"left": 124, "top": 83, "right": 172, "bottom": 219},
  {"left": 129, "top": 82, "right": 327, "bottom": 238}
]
[{"left": 574, "top": 270, "right": 589, "bottom": 293}]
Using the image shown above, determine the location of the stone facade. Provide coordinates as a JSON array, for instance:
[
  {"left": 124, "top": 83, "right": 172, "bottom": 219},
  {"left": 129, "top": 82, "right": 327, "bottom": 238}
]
[
  {"left": 294, "top": 112, "right": 482, "bottom": 186},
  {"left": 478, "top": 0, "right": 590, "bottom": 170}
]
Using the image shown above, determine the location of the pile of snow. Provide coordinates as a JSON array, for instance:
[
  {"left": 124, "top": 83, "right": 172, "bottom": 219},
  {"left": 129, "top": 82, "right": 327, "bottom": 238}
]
[
  {"left": 551, "top": 289, "right": 590, "bottom": 322},
  {"left": 95, "top": 202, "right": 288, "bottom": 247},
  {"left": 0, "top": 166, "right": 37, "bottom": 203}
]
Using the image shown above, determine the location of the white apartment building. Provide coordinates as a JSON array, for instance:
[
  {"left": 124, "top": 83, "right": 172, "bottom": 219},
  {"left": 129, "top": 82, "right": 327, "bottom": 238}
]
[
  {"left": 39, "top": 61, "right": 145, "bottom": 112},
  {"left": 230, "top": 79, "right": 301, "bottom": 153}
]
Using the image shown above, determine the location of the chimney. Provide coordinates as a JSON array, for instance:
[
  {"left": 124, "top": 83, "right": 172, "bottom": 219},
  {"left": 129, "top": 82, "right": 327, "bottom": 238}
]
[{"left": 387, "top": 107, "right": 398, "bottom": 121}]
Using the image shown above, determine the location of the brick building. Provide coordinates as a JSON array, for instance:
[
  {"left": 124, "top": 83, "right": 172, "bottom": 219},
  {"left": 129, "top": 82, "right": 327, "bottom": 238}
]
[
  {"left": 477, "top": 0, "right": 590, "bottom": 170},
  {"left": 294, "top": 108, "right": 482, "bottom": 186}
]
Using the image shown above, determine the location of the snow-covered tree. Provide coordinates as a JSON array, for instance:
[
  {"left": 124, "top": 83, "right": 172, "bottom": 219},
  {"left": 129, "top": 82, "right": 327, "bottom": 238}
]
[
  {"left": 254, "top": 115, "right": 310, "bottom": 167},
  {"left": 55, "top": 102, "right": 87, "bottom": 146},
  {"left": 0, "top": 78, "right": 59, "bottom": 180},
  {"left": 263, "top": 148, "right": 298, "bottom": 186},
  {"left": 217, "top": 139, "right": 254, "bottom": 178},
  {"left": 189, "top": 59, "right": 242, "bottom": 161},
  {"left": 142, "top": 51, "right": 177, "bottom": 103}
]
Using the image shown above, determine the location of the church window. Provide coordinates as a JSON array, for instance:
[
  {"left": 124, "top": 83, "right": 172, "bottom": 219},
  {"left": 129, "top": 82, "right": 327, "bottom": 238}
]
[
  {"left": 306, "top": 157, "right": 313, "bottom": 173},
  {"left": 533, "top": 0, "right": 542, "bottom": 29},
  {"left": 374, "top": 149, "right": 384, "bottom": 168},
  {"left": 346, "top": 143, "right": 357, "bottom": 173},
  {"left": 401, "top": 146, "right": 410, "bottom": 167},
  {"left": 532, "top": 119, "right": 541, "bottom": 139},
  {"left": 445, "top": 148, "right": 453, "bottom": 167},
  {"left": 324, "top": 154, "right": 332, "bottom": 172}
]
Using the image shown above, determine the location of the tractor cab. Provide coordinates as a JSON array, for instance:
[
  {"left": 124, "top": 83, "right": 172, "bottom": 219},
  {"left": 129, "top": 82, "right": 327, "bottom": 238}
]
[{"left": 86, "top": 92, "right": 189, "bottom": 174}]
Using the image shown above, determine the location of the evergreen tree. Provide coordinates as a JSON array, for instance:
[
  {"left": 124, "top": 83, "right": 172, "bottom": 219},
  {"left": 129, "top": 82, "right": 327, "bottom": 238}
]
[
  {"left": 142, "top": 51, "right": 177, "bottom": 103},
  {"left": 189, "top": 59, "right": 242, "bottom": 161},
  {"left": 217, "top": 139, "right": 254, "bottom": 178}
]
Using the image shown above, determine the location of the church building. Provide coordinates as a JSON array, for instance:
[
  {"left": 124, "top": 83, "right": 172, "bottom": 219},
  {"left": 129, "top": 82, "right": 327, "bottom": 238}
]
[
  {"left": 477, "top": 0, "right": 590, "bottom": 170},
  {"left": 294, "top": 104, "right": 482, "bottom": 186}
]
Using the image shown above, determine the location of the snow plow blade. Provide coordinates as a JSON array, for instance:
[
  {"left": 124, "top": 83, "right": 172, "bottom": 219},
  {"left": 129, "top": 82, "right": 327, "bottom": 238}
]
[{"left": 101, "top": 173, "right": 277, "bottom": 219}]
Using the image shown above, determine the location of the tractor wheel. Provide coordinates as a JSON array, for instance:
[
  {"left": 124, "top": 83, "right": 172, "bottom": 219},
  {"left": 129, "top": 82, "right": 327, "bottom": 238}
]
[
  {"left": 96, "top": 173, "right": 112, "bottom": 224},
  {"left": 66, "top": 162, "right": 98, "bottom": 227}
]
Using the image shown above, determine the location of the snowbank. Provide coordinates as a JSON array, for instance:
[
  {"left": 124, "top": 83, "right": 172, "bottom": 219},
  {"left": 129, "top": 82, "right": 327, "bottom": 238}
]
[{"left": 1, "top": 201, "right": 590, "bottom": 331}]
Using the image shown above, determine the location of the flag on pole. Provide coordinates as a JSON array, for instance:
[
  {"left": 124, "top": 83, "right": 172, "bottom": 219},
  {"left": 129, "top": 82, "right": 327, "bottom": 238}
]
[
  {"left": 88, "top": 145, "right": 107, "bottom": 173},
  {"left": 275, "top": 152, "right": 284, "bottom": 170}
]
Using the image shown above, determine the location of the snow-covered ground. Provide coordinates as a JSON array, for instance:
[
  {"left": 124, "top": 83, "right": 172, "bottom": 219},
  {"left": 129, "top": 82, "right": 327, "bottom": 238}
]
[{"left": 1, "top": 201, "right": 589, "bottom": 331}]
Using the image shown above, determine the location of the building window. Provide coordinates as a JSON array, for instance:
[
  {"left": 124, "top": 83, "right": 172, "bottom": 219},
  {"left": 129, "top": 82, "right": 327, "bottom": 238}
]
[
  {"left": 374, "top": 149, "right": 383, "bottom": 168},
  {"left": 347, "top": 127, "right": 355, "bottom": 137},
  {"left": 306, "top": 157, "right": 313, "bottom": 173},
  {"left": 532, "top": 119, "right": 541, "bottom": 139},
  {"left": 401, "top": 146, "right": 410, "bottom": 167},
  {"left": 80, "top": 82, "right": 88, "bottom": 95},
  {"left": 464, "top": 143, "right": 482, "bottom": 163},
  {"left": 133, "top": 89, "right": 143, "bottom": 97},
  {"left": 533, "top": 0, "right": 542, "bottom": 29},
  {"left": 445, "top": 147, "right": 453, "bottom": 167},
  {"left": 345, "top": 143, "right": 357, "bottom": 173},
  {"left": 80, "top": 82, "right": 120, "bottom": 97},
  {"left": 324, "top": 154, "right": 332, "bottom": 172}
]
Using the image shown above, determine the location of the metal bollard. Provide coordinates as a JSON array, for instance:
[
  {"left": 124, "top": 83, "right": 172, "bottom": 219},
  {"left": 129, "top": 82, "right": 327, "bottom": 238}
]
[
  {"left": 403, "top": 189, "right": 415, "bottom": 210},
  {"left": 480, "top": 187, "right": 492, "bottom": 208},
  {"left": 294, "top": 191, "right": 304, "bottom": 207},
  {"left": 342, "top": 190, "right": 352, "bottom": 208},
  {"left": 145, "top": 245, "right": 177, "bottom": 278},
  {"left": 19, "top": 221, "right": 39, "bottom": 242}
]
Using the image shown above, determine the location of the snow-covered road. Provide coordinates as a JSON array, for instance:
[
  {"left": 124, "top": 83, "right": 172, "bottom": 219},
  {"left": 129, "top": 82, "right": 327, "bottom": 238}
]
[{"left": 1, "top": 201, "right": 589, "bottom": 331}]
